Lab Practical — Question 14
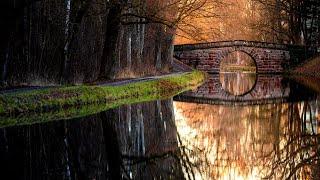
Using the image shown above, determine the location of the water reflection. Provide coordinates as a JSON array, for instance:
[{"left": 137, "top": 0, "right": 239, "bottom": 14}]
[
  {"left": 174, "top": 100, "right": 320, "bottom": 179},
  {"left": 0, "top": 99, "right": 184, "bottom": 179},
  {"left": 0, "top": 76, "right": 319, "bottom": 179},
  {"left": 176, "top": 74, "right": 292, "bottom": 105},
  {"left": 220, "top": 73, "right": 256, "bottom": 96}
]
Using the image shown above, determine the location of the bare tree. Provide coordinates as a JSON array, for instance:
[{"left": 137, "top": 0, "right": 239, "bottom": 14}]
[{"left": 250, "top": 0, "right": 320, "bottom": 47}]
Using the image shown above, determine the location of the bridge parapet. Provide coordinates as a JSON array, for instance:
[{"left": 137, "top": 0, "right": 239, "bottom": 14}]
[{"left": 174, "top": 40, "right": 304, "bottom": 51}]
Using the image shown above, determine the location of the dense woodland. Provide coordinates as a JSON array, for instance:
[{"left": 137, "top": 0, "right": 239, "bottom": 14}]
[
  {"left": 0, "top": 0, "right": 179, "bottom": 86},
  {"left": 175, "top": 0, "right": 320, "bottom": 48},
  {"left": 0, "top": 0, "right": 319, "bottom": 87}
]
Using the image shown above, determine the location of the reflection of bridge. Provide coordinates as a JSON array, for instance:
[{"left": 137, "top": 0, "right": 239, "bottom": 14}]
[
  {"left": 174, "top": 74, "right": 292, "bottom": 105},
  {"left": 174, "top": 40, "right": 306, "bottom": 73}
]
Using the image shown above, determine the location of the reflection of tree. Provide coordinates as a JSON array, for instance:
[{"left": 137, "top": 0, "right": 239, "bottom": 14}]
[
  {"left": 260, "top": 101, "right": 320, "bottom": 179},
  {"left": 220, "top": 73, "right": 257, "bottom": 96},
  {"left": 120, "top": 133, "right": 205, "bottom": 180},
  {"left": 0, "top": 99, "right": 188, "bottom": 179},
  {"left": 1, "top": 98, "right": 319, "bottom": 179},
  {"left": 174, "top": 99, "right": 320, "bottom": 179}
]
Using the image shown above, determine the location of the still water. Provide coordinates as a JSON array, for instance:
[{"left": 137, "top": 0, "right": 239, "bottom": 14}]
[{"left": 0, "top": 73, "right": 319, "bottom": 180}]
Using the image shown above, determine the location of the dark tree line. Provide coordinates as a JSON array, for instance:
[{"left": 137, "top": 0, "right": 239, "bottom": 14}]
[
  {"left": 0, "top": 0, "right": 210, "bottom": 87},
  {"left": 251, "top": 0, "right": 320, "bottom": 49}
]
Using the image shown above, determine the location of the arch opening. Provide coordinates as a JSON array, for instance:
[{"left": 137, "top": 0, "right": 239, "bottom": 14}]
[
  {"left": 220, "top": 51, "right": 257, "bottom": 73},
  {"left": 219, "top": 51, "right": 257, "bottom": 96}
]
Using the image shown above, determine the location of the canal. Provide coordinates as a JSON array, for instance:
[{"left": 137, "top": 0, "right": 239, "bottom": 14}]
[{"left": 0, "top": 73, "right": 319, "bottom": 179}]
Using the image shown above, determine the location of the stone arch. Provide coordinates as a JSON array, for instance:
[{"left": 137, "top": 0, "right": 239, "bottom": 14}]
[{"left": 218, "top": 47, "right": 258, "bottom": 73}]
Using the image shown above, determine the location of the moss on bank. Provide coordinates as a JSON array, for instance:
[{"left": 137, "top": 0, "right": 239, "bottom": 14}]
[{"left": 0, "top": 71, "right": 206, "bottom": 128}]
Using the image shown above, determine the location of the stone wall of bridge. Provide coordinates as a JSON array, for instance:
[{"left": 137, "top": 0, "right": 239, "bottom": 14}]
[{"left": 174, "top": 46, "right": 290, "bottom": 73}]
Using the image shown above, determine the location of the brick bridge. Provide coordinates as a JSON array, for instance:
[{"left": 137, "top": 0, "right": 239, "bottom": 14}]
[{"left": 174, "top": 40, "right": 304, "bottom": 73}]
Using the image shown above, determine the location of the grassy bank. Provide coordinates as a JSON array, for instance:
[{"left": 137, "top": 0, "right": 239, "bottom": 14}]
[{"left": 0, "top": 71, "right": 205, "bottom": 127}]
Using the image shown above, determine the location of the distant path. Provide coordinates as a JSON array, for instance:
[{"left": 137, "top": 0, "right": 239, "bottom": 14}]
[
  {"left": 95, "top": 71, "right": 186, "bottom": 86},
  {"left": 0, "top": 71, "right": 190, "bottom": 94},
  {"left": 1, "top": 58, "right": 194, "bottom": 94}
]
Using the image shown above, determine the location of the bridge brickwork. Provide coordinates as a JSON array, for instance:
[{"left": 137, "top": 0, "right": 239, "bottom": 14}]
[{"left": 174, "top": 41, "right": 292, "bottom": 73}]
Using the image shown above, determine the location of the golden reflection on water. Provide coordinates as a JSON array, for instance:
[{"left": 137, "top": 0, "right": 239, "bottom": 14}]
[
  {"left": 220, "top": 73, "right": 256, "bottom": 96},
  {"left": 174, "top": 101, "right": 320, "bottom": 180}
]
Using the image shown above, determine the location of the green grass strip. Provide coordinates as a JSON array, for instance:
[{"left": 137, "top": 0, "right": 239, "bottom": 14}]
[{"left": 0, "top": 71, "right": 206, "bottom": 128}]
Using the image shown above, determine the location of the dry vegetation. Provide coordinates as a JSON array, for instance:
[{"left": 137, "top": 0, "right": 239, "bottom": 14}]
[
  {"left": 293, "top": 56, "right": 320, "bottom": 77},
  {"left": 288, "top": 55, "right": 320, "bottom": 97}
]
